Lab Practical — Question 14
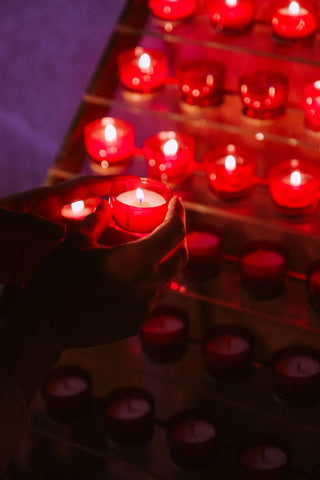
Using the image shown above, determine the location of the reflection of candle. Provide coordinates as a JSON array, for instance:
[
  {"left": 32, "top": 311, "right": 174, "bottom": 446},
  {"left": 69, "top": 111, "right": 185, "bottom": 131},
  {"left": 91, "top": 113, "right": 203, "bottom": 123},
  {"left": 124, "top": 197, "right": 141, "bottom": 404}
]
[
  {"left": 61, "top": 198, "right": 100, "bottom": 220},
  {"left": 207, "top": 0, "right": 254, "bottom": 32},
  {"left": 148, "top": 0, "right": 197, "bottom": 20},
  {"left": 118, "top": 47, "right": 168, "bottom": 93},
  {"left": 84, "top": 117, "right": 135, "bottom": 171},
  {"left": 140, "top": 306, "right": 188, "bottom": 362},
  {"left": 204, "top": 144, "right": 256, "bottom": 198},
  {"left": 271, "top": 1, "right": 317, "bottom": 39},
  {"left": 167, "top": 410, "right": 218, "bottom": 469},
  {"left": 304, "top": 80, "right": 320, "bottom": 131},
  {"left": 110, "top": 177, "right": 172, "bottom": 233},
  {"left": 273, "top": 347, "right": 320, "bottom": 404},
  {"left": 269, "top": 159, "right": 320, "bottom": 214},
  {"left": 185, "top": 228, "right": 221, "bottom": 276},
  {"left": 241, "top": 443, "right": 289, "bottom": 477},
  {"left": 106, "top": 387, "right": 154, "bottom": 443},
  {"left": 143, "top": 131, "right": 195, "bottom": 184}
]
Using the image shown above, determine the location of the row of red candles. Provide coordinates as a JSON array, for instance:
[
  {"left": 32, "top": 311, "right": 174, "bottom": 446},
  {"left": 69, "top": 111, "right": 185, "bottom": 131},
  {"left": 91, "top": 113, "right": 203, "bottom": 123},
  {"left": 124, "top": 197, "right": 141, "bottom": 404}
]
[
  {"left": 148, "top": 0, "right": 318, "bottom": 41},
  {"left": 117, "top": 46, "right": 320, "bottom": 128}
]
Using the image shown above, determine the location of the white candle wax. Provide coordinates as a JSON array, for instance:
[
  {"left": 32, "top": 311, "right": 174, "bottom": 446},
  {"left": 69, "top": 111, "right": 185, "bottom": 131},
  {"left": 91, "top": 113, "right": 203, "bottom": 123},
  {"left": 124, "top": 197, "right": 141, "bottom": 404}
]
[
  {"left": 208, "top": 335, "right": 249, "bottom": 356},
  {"left": 278, "top": 6, "right": 308, "bottom": 16},
  {"left": 172, "top": 420, "right": 216, "bottom": 443},
  {"left": 277, "top": 355, "right": 320, "bottom": 378},
  {"left": 117, "top": 189, "right": 166, "bottom": 208},
  {"left": 108, "top": 398, "right": 150, "bottom": 420},
  {"left": 242, "top": 445, "right": 287, "bottom": 470},
  {"left": 46, "top": 376, "right": 88, "bottom": 397},
  {"left": 145, "top": 315, "right": 184, "bottom": 334},
  {"left": 243, "top": 250, "right": 284, "bottom": 269}
]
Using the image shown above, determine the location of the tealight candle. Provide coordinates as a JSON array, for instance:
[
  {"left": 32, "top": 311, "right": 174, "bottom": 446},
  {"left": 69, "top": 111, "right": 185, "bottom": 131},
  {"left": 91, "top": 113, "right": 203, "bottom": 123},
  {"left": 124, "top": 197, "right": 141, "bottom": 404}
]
[
  {"left": 184, "top": 226, "right": 221, "bottom": 277},
  {"left": 268, "top": 159, "right": 320, "bottom": 215},
  {"left": 207, "top": 0, "right": 254, "bottom": 32},
  {"left": 272, "top": 346, "right": 320, "bottom": 405},
  {"left": 143, "top": 131, "right": 195, "bottom": 184},
  {"left": 105, "top": 387, "right": 154, "bottom": 443},
  {"left": 239, "top": 241, "right": 286, "bottom": 298},
  {"left": 204, "top": 144, "right": 256, "bottom": 198},
  {"left": 84, "top": 117, "right": 135, "bottom": 172},
  {"left": 148, "top": 0, "right": 197, "bottom": 20},
  {"left": 307, "top": 259, "right": 320, "bottom": 312},
  {"left": 61, "top": 198, "right": 100, "bottom": 221},
  {"left": 167, "top": 410, "right": 218, "bottom": 469},
  {"left": 118, "top": 47, "right": 168, "bottom": 93},
  {"left": 304, "top": 80, "right": 320, "bottom": 131},
  {"left": 239, "top": 70, "right": 288, "bottom": 119},
  {"left": 204, "top": 325, "right": 253, "bottom": 380},
  {"left": 177, "top": 59, "right": 225, "bottom": 107},
  {"left": 41, "top": 366, "right": 92, "bottom": 421},
  {"left": 271, "top": 1, "right": 317, "bottom": 40},
  {"left": 110, "top": 177, "right": 172, "bottom": 233}
]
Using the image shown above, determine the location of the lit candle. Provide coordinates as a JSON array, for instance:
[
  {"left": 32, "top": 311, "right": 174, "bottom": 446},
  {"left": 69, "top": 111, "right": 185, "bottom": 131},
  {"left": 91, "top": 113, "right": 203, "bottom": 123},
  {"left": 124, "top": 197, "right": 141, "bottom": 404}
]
[
  {"left": 185, "top": 227, "right": 221, "bottom": 276},
  {"left": 177, "top": 59, "right": 225, "bottom": 107},
  {"left": 143, "top": 131, "right": 195, "bottom": 184},
  {"left": 271, "top": 1, "right": 317, "bottom": 39},
  {"left": 240, "top": 438, "right": 290, "bottom": 479},
  {"left": 61, "top": 198, "right": 100, "bottom": 221},
  {"left": 268, "top": 159, "right": 320, "bottom": 215},
  {"left": 84, "top": 117, "right": 135, "bottom": 172},
  {"left": 304, "top": 80, "right": 320, "bottom": 131},
  {"left": 148, "top": 0, "right": 197, "bottom": 20},
  {"left": 239, "top": 70, "right": 288, "bottom": 120},
  {"left": 207, "top": 0, "right": 254, "bottom": 32},
  {"left": 105, "top": 387, "right": 154, "bottom": 443},
  {"left": 167, "top": 410, "right": 218, "bottom": 469},
  {"left": 110, "top": 177, "right": 172, "bottom": 233},
  {"left": 204, "top": 144, "right": 256, "bottom": 198},
  {"left": 118, "top": 47, "right": 168, "bottom": 93},
  {"left": 140, "top": 306, "right": 188, "bottom": 362},
  {"left": 272, "top": 346, "right": 320, "bottom": 404}
]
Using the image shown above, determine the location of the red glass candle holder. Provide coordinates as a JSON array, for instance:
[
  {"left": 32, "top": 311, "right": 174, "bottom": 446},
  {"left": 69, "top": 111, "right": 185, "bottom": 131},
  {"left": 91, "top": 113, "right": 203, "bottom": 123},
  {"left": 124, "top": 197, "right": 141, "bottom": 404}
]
[
  {"left": 268, "top": 159, "right": 320, "bottom": 215},
  {"left": 204, "top": 325, "right": 254, "bottom": 380},
  {"left": 41, "top": 366, "right": 92, "bottom": 422},
  {"left": 118, "top": 47, "right": 168, "bottom": 93},
  {"left": 184, "top": 225, "right": 221, "bottom": 277},
  {"left": 239, "top": 70, "right": 288, "bottom": 120},
  {"left": 148, "top": 0, "right": 197, "bottom": 20},
  {"left": 167, "top": 409, "right": 219, "bottom": 469},
  {"left": 84, "top": 117, "right": 135, "bottom": 173},
  {"left": 239, "top": 241, "right": 287, "bottom": 298},
  {"left": 143, "top": 131, "right": 195, "bottom": 184},
  {"left": 177, "top": 60, "right": 225, "bottom": 107},
  {"left": 207, "top": 0, "right": 254, "bottom": 32},
  {"left": 204, "top": 144, "right": 256, "bottom": 198},
  {"left": 110, "top": 177, "right": 172, "bottom": 233},
  {"left": 271, "top": 1, "right": 317, "bottom": 40},
  {"left": 307, "top": 259, "right": 320, "bottom": 312},
  {"left": 272, "top": 346, "right": 320, "bottom": 405},
  {"left": 105, "top": 387, "right": 154, "bottom": 443},
  {"left": 304, "top": 80, "right": 320, "bottom": 131},
  {"left": 140, "top": 306, "right": 188, "bottom": 362},
  {"left": 239, "top": 434, "right": 291, "bottom": 480}
]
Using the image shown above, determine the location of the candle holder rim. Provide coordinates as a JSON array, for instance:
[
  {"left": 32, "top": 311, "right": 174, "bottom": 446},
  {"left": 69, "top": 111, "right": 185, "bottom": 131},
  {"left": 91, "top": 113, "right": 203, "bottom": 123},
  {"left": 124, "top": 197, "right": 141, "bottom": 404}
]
[
  {"left": 268, "top": 158, "right": 320, "bottom": 179},
  {"left": 41, "top": 365, "right": 92, "bottom": 395},
  {"left": 118, "top": 46, "right": 167, "bottom": 62},
  {"left": 104, "top": 386, "right": 155, "bottom": 413},
  {"left": 238, "top": 239, "right": 288, "bottom": 263},
  {"left": 203, "top": 324, "right": 255, "bottom": 348},
  {"left": 143, "top": 130, "right": 195, "bottom": 148},
  {"left": 166, "top": 408, "right": 219, "bottom": 440},
  {"left": 84, "top": 116, "right": 135, "bottom": 135},
  {"left": 110, "top": 176, "right": 173, "bottom": 208},
  {"left": 203, "top": 144, "right": 256, "bottom": 166},
  {"left": 238, "top": 433, "right": 291, "bottom": 467},
  {"left": 143, "top": 305, "right": 189, "bottom": 326},
  {"left": 271, "top": 344, "right": 320, "bottom": 368}
]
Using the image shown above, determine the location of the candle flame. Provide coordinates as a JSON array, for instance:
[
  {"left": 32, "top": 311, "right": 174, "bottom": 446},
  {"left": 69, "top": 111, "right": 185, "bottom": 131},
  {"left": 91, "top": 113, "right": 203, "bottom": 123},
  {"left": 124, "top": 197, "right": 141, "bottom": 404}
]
[
  {"left": 163, "top": 138, "right": 178, "bottom": 156},
  {"left": 136, "top": 188, "right": 144, "bottom": 204},
  {"left": 289, "top": 1, "right": 300, "bottom": 15},
  {"left": 226, "top": 0, "right": 237, "bottom": 6},
  {"left": 225, "top": 155, "right": 237, "bottom": 172},
  {"left": 290, "top": 170, "right": 302, "bottom": 187},
  {"left": 104, "top": 123, "right": 117, "bottom": 142},
  {"left": 71, "top": 200, "right": 85, "bottom": 213},
  {"left": 138, "top": 53, "right": 151, "bottom": 70},
  {"left": 314, "top": 81, "right": 320, "bottom": 90}
]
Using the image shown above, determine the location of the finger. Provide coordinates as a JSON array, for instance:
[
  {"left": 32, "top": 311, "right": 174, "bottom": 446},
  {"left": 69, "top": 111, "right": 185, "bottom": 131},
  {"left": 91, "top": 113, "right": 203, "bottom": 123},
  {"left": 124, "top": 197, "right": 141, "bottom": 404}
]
[
  {"left": 155, "top": 238, "right": 189, "bottom": 288},
  {"left": 140, "top": 196, "right": 186, "bottom": 264}
]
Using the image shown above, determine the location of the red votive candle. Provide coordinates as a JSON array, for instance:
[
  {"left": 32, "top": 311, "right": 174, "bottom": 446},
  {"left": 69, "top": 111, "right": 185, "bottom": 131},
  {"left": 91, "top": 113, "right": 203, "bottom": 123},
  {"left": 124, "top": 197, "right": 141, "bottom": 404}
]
[
  {"left": 304, "top": 80, "right": 320, "bottom": 131},
  {"left": 204, "top": 325, "right": 254, "bottom": 380},
  {"left": 84, "top": 117, "right": 135, "bottom": 173},
  {"left": 143, "top": 131, "right": 195, "bottom": 184},
  {"left": 204, "top": 144, "right": 256, "bottom": 198},
  {"left": 148, "top": 0, "right": 197, "bottom": 20},
  {"left": 177, "top": 60, "right": 225, "bottom": 107},
  {"left": 271, "top": 1, "right": 317, "bottom": 40},
  {"left": 167, "top": 410, "right": 218, "bottom": 469},
  {"left": 61, "top": 197, "right": 100, "bottom": 222},
  {"left": 239, "top": 241, "right": 286, "bottom": 298},
  {"left": 41, "top": 366, "right": 92, "bottom": 421},
  {"left": 110, "top": 177, "right": 172, "bottom": 233},
  {"left": 240, "top": 435, "right": 290, "bottom": 480},
  {"left": 207, "top": 0, "right": 254, "bottom": 32},
  {"left": 140, "top": 306, "right": 188, "bottom": 362},
  {"left": 239, "top": 70, "right": 288, "bottom": 120},
  {"left": 184, "top": 225, "right": 221, "bottom": 277},
  {"left": 268, "top": 159, "right": 320, "bottom": 215},
  {"left": 118, "top": 47, "right": 168, "bottom": 93},
  {"left": 307, "top": 259, "right": 320, "bottom": 312},
  {"left": 105, "top": 387, "right": 154, "bottom": 443},
  {"left": 272, "top": 346, "right": 320, "bottom": 405}
]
